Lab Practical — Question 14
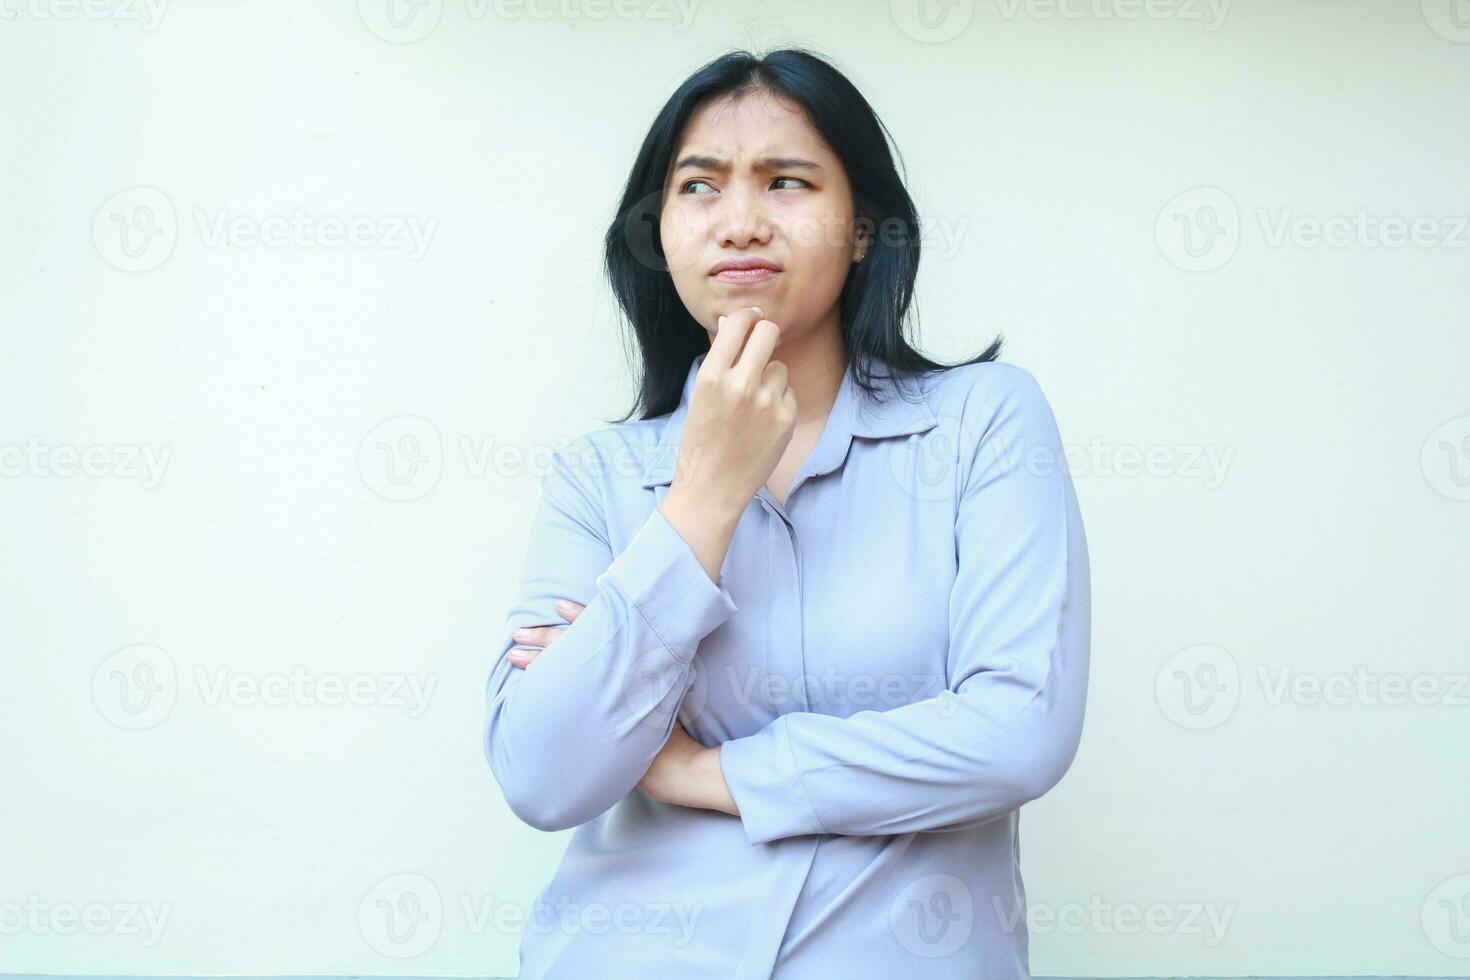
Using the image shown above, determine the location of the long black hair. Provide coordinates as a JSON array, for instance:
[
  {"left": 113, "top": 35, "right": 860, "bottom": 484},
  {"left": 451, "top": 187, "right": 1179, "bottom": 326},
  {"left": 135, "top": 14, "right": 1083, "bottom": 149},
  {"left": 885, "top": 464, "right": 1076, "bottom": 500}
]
[{"left": 602, "top": 46, "right": 1003, "bottom": 424}]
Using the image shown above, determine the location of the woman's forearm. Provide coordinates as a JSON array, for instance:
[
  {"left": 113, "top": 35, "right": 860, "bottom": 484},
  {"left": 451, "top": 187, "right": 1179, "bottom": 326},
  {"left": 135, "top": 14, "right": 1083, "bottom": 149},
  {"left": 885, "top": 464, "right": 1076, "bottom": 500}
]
[
  {"left": 687, "top": 745, "right": 739, "bottom": 816},
  {"left": 658, "top": 488, "right": 743, "bottom": 584}
]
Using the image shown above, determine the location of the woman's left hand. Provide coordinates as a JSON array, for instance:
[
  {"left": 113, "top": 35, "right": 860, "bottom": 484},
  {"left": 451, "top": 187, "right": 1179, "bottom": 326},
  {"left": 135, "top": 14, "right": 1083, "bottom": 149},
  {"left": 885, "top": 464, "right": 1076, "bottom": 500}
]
[
  {"left": 505, "top": 597, "right": 739, "bottom": 817},
  {"left": 504, "top": 598, "right": 586, "bottom": 668}
]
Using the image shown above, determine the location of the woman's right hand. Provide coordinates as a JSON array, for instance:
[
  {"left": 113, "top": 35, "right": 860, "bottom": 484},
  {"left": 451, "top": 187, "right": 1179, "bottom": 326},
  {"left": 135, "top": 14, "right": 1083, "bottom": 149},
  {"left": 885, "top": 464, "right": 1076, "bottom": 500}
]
[{"left": 667, "top": 306, "right": 797, "bottom": 519}]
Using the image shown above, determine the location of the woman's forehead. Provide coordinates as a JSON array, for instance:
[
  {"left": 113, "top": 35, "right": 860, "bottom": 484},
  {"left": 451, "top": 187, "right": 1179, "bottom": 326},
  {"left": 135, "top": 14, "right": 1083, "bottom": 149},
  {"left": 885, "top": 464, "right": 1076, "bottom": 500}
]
[{"left": 676, "top": 92, "right": 825, "bottom": 158}]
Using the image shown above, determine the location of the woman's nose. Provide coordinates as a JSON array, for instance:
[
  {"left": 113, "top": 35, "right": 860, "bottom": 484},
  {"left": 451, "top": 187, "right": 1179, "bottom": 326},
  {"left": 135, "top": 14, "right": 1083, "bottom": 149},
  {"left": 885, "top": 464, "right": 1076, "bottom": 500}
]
[{"left": 713, "top": 185, "right": 772, "bottom": 246}]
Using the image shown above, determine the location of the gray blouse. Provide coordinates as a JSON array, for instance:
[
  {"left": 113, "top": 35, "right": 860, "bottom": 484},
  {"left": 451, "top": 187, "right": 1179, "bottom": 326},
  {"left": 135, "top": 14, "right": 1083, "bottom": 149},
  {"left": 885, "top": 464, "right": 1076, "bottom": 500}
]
[{"left": 485, "top": 352, "right": 1091, "bottom": 978}]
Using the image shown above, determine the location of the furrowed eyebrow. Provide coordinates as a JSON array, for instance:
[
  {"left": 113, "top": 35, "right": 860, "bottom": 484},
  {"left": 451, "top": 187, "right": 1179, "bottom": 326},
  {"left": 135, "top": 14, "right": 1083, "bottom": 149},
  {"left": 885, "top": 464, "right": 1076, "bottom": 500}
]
[{"left": 670, "top": 154, "right": 823, "bottom": 176}]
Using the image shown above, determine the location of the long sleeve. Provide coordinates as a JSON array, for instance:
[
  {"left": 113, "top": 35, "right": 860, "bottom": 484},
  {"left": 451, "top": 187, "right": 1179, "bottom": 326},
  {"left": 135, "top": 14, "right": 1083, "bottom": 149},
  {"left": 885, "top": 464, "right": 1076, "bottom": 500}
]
[
  {"left": 484, "top": 437, "right": 739, "bottom": 832},
  {"left": 717, "top": 369, "right": 1091, "bottom": 845}
]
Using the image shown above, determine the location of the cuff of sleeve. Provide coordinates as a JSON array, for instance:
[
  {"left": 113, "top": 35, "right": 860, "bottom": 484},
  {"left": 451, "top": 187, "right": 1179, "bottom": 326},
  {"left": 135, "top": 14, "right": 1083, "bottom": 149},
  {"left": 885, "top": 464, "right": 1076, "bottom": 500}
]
[
  {"left": 719, "top": 716, "right": 825, "bottom": 845},
  {"left": 597, "top": 506, "right": 739, "bottom": 662}
]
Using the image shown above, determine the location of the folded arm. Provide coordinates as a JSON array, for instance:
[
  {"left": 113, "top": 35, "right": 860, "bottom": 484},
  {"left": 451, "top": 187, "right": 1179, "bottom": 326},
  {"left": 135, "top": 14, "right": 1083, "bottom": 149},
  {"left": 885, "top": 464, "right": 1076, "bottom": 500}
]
[
  {"left": 717, "top": 368, "right": 1092, "bottom": 844},
  {"left": 484, "top": 438, "right": 739, "bottom": 832}
]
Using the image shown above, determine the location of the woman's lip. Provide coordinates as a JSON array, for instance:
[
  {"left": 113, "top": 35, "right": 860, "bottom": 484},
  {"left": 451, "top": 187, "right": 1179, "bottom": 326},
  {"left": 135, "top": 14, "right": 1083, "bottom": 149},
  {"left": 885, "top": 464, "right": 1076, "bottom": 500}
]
[{"left": 712, "top": 268, "right": 779, "bottom": 283}]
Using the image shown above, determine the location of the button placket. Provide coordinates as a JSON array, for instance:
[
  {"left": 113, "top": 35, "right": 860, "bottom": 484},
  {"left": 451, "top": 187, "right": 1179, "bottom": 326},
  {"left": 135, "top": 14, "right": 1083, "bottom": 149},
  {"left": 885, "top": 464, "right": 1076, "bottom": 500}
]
[{"left": 756, "top": 491, "right": 811, "bottom": 714}]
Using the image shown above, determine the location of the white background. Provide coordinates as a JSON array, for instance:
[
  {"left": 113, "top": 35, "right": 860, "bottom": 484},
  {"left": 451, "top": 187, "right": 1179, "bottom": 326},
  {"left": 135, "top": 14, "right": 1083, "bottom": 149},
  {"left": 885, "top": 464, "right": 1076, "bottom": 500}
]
[{"left": 2, "top": 0, "right": 1467, "bottom": 975}]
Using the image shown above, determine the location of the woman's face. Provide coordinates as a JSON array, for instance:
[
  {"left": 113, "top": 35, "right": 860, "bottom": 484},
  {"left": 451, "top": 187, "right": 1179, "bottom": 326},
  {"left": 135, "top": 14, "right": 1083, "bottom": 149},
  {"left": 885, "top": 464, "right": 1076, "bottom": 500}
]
[{"left": 658, "top": 90, "right": 869, "bottom": 348}]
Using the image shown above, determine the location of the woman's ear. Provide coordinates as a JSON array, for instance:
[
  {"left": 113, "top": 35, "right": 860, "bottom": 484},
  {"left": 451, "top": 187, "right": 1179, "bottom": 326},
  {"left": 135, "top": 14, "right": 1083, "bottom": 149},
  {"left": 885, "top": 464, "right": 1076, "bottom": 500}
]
[{"left": 852, "top": 218, "right": 873, "bottom": 264}]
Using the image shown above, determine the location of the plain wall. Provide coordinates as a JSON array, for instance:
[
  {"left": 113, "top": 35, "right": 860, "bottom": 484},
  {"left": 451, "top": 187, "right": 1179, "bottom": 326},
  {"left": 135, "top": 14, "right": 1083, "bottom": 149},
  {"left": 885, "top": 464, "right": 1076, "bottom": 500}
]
[{"left": 1, "top": 0, "right": 1467, "bottom": 975}]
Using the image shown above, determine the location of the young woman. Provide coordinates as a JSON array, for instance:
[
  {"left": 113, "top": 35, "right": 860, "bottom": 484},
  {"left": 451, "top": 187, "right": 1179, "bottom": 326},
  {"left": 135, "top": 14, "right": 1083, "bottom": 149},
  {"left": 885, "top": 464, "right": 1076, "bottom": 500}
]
[{"left": 485, "top": 47, "right": 1090, "bottom": 979}]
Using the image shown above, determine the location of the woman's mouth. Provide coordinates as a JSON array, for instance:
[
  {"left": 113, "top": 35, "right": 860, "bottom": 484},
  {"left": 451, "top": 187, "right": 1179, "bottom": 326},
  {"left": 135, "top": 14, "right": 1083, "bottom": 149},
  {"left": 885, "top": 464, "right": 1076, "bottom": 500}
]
[{"left": 712, "top": 268, "right": 779, "bottom": 284}]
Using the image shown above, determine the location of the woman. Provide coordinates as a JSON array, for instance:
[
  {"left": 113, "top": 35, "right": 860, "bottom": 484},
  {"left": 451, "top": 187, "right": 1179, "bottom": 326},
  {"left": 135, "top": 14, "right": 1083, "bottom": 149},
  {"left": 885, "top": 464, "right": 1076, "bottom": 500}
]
[{"left": 484, "top": 47, "right": 1090, "bottom": 979}]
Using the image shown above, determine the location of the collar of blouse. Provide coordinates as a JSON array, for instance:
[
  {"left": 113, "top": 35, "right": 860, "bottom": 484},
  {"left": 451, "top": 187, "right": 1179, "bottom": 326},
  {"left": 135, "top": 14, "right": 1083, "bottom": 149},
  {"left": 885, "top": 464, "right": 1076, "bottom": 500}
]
[{"left": 639, "top": 351, "right": 940, "bottom": 490}]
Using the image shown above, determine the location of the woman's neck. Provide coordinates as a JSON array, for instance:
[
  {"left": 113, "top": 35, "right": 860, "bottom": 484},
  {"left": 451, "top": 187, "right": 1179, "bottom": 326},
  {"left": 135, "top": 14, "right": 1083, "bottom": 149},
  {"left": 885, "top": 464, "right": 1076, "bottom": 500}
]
[{"left": 775, "top": 326, "right": 848, "bottom": 430}]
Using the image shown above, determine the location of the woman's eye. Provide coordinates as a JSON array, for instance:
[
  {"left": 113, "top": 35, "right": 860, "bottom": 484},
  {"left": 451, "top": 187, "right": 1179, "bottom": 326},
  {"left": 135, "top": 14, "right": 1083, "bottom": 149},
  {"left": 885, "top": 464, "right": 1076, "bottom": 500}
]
[{"left": 679, "top": 177, "right": 808, "bottom": 194}]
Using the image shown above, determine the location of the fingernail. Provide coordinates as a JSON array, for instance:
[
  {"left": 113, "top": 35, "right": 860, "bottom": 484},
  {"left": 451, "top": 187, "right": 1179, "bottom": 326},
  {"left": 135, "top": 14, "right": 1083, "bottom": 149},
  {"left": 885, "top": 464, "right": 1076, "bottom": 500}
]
[
  {"left": 514, "top": 628, "right": 532, "bottom": 640},
  {"left": 750, "top": 306, "right": 762, "bottom": 315},
  {"left": 554, "top": 599, "right": 574, "bottom": 612},
  {"left": 718, "top": 315, "right": 726, "bottom": 327}
]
